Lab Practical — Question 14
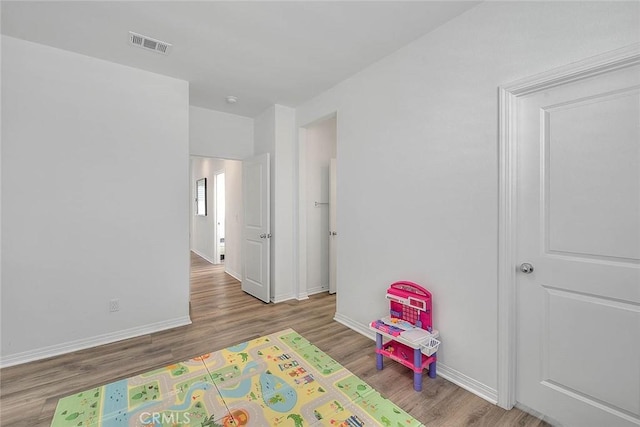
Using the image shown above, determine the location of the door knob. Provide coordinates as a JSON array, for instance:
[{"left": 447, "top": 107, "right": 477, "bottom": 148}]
[
  {"left": 519, "top": 263, "right": 534, "bottom": 274},
  {"left": 329, "top": 231, "right": 337, "bottom": 236},
  {"left": 259, "top": 233, "right": 266, "bottom": 238}
]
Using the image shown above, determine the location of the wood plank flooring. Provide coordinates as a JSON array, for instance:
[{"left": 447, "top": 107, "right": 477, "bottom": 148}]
[{"left": 0, "top": 252, "right": 548, "bottom": 426}]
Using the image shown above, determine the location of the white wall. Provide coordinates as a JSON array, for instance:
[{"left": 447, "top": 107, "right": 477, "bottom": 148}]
[
  {"left": 190, "top": 106, "right": 254, "bottom": 160},
  {"left": 1, "top": 36, "right": 190, "bottom": 365},
  {"left": 0, "top": 32, "right": 3, "bottom": 321},
  {"left": 295, "top": 1, "right": 639, "bottom": 400},
  {"left": 273, "top": 105, "right": 296, "bottom": 302},
  {"left": 253, "top": 107, "right": 277, "bottom": 299},
  {"left": 253, "top": 105, "right": 297, "bottom": 302},
  {"left": 305, "top": 117, "right": 337, "bottom": 294},
  {"left": 190, "top": 157, "right": 243, "bottom": 280},
  {"left": 254, "top": 106, "right": 276, "bottom": 160},
  {"left": 224, "top": 160, "right": 243, "bottom": 281}
]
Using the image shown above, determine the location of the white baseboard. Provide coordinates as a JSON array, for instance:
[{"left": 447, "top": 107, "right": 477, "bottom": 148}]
[
  {"left": 272, "top": 293, "right": 296, "bottom": 303},
  {"left": 0, "top": 316, "right": 192, "bottom": 368},
  {"left": 333, "top": 312, "right": 498, "bottom": 405},
  {"left": 307, "top": 285, "right": 329, "bottom": 296},
  {"left": 437, "top": 364, "right": 498, "bottom": 404},
  {"left": 225, "top": 268, "right": 241, "bottom": 281},
  {"left": 334, "top": 312, "right": 375, "bottom": 339},
  {"left": 191, "top": 248, "right": 215, "bottom": 265}
]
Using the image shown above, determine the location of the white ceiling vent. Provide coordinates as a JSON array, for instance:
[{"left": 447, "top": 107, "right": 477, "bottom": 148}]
[{"left": 128, "top": 31, "right": 172, "bottom": 55}]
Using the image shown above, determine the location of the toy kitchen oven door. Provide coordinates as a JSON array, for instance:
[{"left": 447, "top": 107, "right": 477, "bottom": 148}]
[{"left": 387, "top": 281, "right": 433, "bottom": 331}]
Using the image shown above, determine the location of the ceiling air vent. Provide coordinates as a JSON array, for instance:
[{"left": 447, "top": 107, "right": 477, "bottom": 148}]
[{"left": 128, "top": 31, "right": 172, "bottom": 55}]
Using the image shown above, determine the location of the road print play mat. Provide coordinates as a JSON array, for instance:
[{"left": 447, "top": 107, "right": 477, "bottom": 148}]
[{"left": 51, "top": 328, "right": 424, "bottom": 427}]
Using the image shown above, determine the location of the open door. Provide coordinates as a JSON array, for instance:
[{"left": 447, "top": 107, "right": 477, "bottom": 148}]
[
  {"left": 329, "top": 158, "right": 337, "bottom": 294},
  {"left": 242, "top": 153, "right": 270, "bottom": 303},
  {"left": 214, "top": 171, "right": 225, "bottom": 264}
]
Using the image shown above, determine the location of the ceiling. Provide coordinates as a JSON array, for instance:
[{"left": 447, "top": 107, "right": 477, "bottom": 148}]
[{"left": 1, "top": 1, "right": 480, "bottom": 118}]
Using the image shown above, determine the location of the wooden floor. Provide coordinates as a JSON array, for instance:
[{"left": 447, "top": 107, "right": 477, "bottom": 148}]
[{"left": 0, "top": 252, "right": 548, "bottom": 426}]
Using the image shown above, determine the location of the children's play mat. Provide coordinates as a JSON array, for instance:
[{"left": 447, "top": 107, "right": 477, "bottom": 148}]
[{"left": 51, "top": 329, "right": 424, "bottom": 426}]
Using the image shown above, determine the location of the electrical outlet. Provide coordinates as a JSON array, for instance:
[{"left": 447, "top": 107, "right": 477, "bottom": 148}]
[{"left": 109, "top": 299, "right": 120, "bottom": 313}]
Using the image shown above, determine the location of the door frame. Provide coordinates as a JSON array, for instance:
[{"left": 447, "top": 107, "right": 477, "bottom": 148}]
[
  {"left": 329, "top": 157, "right": 337, "bottom": 294},
  {"left": 497, "top": 43, "right": 640, "bottom": 410}
]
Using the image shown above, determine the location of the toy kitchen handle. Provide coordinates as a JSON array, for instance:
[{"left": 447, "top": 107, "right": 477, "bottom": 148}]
[{"left": 390, "top": 281, "right": 431, "bottom": 298}]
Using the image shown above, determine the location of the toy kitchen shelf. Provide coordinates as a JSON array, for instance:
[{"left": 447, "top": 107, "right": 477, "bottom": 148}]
[{"left": 370, "top": 281, "right": 440, "bottom": 391}]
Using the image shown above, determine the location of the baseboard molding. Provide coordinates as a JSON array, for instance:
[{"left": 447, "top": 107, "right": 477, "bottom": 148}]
[
  {"left": 334, "top": 312, "right": 375, "bottom": 339},
  {"left": 307, "top": 287, "right": 329, "bottom": 295},
  {"left": 437, "top": 364, "right": 498, "bottom": 404},
  {"left": 0, "top": 316, "right": 192, "bottom": 368},
  {"left": 225, "top": 268, "right": 241, "bottom": 281},
  {"left": 272, "top": 293, "right": 296, "bottom": 303},
  {"left": 333, "top": 312, "right": 498, "bottom": 405},
  {"left": 190, "top": 248, "right": 215, "bottom": 265},
  {"left": 307, "top": 285, "right": 329, "bottom": 295}
]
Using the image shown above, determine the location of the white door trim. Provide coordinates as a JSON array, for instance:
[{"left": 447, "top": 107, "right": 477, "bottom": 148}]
[
  {"left": 497, "top": 43, "right": 640, "bottom": 410},
  {"left": 297, "top": 126, "right": 309, "bottom": 300}
]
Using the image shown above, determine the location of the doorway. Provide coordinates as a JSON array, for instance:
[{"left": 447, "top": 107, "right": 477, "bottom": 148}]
[
  {"left": 190, "top": 156, "right": 243, "bottom": 281},
  {"left": 498, "top": 46, "right": 640, "bottom": 426},
  {"left": 298, "top": 115, "right": 338, "bottom": 297}
]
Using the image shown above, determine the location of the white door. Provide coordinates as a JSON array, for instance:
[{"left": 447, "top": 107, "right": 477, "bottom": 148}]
[
  {"left": 242, "top": 153, "right": 270, "bottom": 303},
  {"left": 214, "top": 171, "right": 225, "bottom": 264},
  {"left": 515, "top": 61, "right": 640, "bottom": 426},
  {"left": 329, "top": 158, "right": 337, "bottom": 294}
]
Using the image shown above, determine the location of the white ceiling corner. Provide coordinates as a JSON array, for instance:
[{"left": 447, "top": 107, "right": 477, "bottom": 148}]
[{"left": 1, "top": 1, "right": 480, "bottom": 118}]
